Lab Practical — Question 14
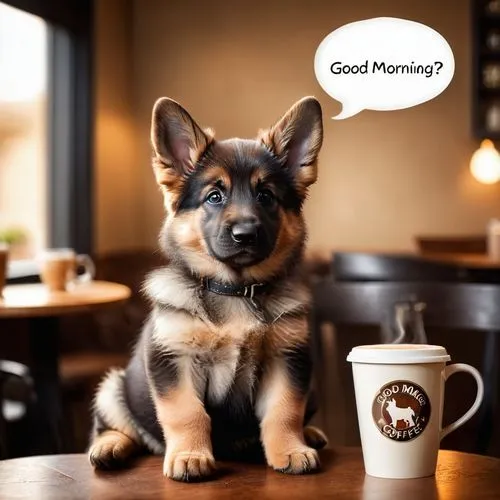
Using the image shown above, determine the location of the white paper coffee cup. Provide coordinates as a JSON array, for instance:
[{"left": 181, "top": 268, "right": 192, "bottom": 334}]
[{"left": 347, "top": 344, "right": 484, "bottom": 479}]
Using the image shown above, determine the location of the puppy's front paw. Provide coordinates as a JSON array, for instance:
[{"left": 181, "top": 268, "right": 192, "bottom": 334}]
[
  {"left": 268, "top": 447, "right": 320, "bottom": 475},
  {"left": 163, "top": 451, "right": 216, "bottom": 482}
]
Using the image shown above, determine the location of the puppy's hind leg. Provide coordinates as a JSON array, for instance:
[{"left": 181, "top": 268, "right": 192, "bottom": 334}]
[
  {"left": 89, "top": 429, "right": 139, "bottom": 470},
  {"left": 304, "top": 426, "right": 328, "bottom": 450},
  {"left": 88, "top": 369, "right": 143, "bottom": 470}
]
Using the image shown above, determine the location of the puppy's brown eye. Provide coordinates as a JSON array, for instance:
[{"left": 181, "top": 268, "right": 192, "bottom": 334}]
[
  {"left": 206, "top": 190, "right": 223, "bottom": 205},
  {"left": 256, "top": 189, "right": 275, "bottom": 205}
]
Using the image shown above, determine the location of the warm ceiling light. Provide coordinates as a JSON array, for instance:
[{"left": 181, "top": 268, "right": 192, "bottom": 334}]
[{"left": 470, "top": 139, "right": 500, "bottom": 184}]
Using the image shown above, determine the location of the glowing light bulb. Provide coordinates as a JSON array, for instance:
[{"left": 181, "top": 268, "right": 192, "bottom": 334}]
[{"left": 470, "top": 139, "right": 500, "bottom": 184}]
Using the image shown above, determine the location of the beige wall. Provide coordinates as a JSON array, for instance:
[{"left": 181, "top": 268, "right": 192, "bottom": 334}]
[
  {"left": 127, "top": 0, "right": 500, "bottom": 253},
  {"left": 94, "top": 0, "right": 142, "bottom": 254}
]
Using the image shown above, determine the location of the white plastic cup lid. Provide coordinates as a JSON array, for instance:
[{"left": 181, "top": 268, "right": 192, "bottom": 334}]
[{"left": 347, "top": 344, "right": 451, "bottom": 364}]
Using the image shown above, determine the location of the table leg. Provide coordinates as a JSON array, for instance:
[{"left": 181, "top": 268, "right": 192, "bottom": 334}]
[{"left": 28, "top": 317, "right": 63, "bottom": 454}]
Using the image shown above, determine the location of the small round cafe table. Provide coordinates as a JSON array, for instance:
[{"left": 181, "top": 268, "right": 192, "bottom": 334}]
[
  {"left": 0, "top": 448, "right": 499, "bottom": 499},
  {"left": 0, "top": 281, "right": 131, "bottom": 454}
]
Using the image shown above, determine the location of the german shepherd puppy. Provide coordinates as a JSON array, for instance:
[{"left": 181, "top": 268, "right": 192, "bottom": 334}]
[{"left": 88, "top": 96, "right": 326, "bottom": 482}]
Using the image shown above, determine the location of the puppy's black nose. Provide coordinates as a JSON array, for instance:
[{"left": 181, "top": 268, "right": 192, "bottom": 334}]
[{"left": 230, "top": 221, "right": 260, "bottom": 245}]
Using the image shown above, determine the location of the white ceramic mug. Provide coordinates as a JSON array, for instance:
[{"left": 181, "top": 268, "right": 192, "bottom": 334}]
[
  {"left": 347, "top": 344, "right": 484, "bottom": 479},
  {"left": 39, "top": 248, "right": 95, "bottom": 292}
]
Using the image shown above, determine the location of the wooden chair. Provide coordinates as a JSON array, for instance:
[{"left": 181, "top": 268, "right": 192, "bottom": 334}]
[
  {"left": 0, "top": 360, "right": 36, "bottom": 458},
  {"left": 415, "top": 235, "right": 487, "bottom": 255},
  {"left": 311, "top": 279, "right": 500, "bottom": 455}
]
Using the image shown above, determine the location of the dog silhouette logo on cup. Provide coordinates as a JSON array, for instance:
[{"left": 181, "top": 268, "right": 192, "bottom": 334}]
[{"left": 372, "top": 380, "right": 431, "bottom": 442}]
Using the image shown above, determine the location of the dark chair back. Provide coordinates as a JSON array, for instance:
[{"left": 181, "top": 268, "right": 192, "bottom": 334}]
[
  {"left": 332, "top": 252, "right": 468, "bottom": 282},
  {"left": 313, "top": 279, "right": 500, "bottom": 330}
]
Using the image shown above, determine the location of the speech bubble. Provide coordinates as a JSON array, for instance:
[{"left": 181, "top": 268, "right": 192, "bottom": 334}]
[{"left": 314, "top": 17, "right": 455, "bottom": 119}]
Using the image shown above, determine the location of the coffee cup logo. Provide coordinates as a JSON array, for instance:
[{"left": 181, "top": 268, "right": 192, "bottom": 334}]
[{"left": 372, "top": 380, "right": 431, "bottom": 442}]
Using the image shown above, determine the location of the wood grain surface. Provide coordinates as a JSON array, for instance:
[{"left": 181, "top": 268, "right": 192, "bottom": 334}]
[
  {"left": 422, "top": 252, "right": 500, "bottom": 269},
  {"left": 0, "top": 448, "right": 499, "bottom": 499}
]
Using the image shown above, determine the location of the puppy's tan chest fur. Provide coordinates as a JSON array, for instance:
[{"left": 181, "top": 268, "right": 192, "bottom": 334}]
[
  {"left": 146, "top": 267, "right": 310, "bottom": 402},
  {"left": 153, "top": 297, "right": 266, "bottom": 403}
]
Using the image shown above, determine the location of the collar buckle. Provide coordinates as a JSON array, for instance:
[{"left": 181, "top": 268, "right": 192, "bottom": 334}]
[{"left": 243, "top": 283, "right": 264, "bottom": 299}]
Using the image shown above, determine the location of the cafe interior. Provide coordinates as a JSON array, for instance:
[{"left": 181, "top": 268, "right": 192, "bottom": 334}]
[{"left": 1, "top": 0, "right": 500, "bottom": 495}]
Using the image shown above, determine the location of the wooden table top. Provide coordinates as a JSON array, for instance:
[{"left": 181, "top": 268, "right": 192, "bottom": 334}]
[
  {"left": 0, "top": 448, "right": 499, "bottom": 499},
  {"left": 0, "top": 281, "right": 131, "bottom": 318},
  {"left": 421, "top": 252, "right": 500, "bottom": 269}
]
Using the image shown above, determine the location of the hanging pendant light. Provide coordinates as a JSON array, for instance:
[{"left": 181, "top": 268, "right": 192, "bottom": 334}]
[{"left": 470, "top": 139, "right": 500, "bottom": 184}]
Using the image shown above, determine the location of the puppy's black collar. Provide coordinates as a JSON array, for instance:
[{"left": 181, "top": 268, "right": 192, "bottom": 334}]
[
  {"left": 202, "top": 278, "right": 268, "bottom": 298},
  {"left": 200, "top": 278, "right": 270, "bottom": 322}
]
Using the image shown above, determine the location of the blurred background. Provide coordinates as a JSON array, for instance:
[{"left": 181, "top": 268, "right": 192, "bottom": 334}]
[
  {"left": 2, "top": 0, "right": 500, "bottom": 462},
  {"left": 2, "top": 0, "right": 493, "bottom": 258}
]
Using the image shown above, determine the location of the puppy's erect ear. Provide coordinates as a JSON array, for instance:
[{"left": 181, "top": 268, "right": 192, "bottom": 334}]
[
  {"left": 151, "top": 98, "right": 213, "bottom": 185},
  {"left": 259, "top": 97, "right": 323, "bottom": 192}
]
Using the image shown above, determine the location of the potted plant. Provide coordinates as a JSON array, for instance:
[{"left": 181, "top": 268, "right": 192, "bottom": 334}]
[{"left": 0, "top": 227, "right": 28, "bottom": 260}]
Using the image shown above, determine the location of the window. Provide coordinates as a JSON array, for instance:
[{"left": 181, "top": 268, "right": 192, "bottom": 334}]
[
  {"left": 0, "top": 0, "right": 93, "bottom": 280},
  {"left": 0, "top": 3, "right": 48, "bottom": 260}
]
